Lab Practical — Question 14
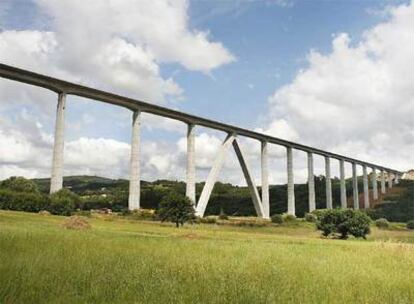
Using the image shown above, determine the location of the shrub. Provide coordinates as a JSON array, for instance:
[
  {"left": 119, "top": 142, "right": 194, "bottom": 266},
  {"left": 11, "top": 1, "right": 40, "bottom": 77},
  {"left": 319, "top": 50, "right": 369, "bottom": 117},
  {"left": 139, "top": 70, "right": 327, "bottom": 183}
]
[
  {"left": 407, "top": 220, "right": 414, "bottom": 230},
  {"left": 316, "top": 209, "right": 371, "bottom": 239},
  {"left": 48, "top": 189, "right": 79, "bottom": 216},
  {"left": 130, "top": 209, "right": 155, "bottom": 220},
  {"left": 0, "top": 189, "right": 48, "bottom": 212},
  {"left": 218, "top": 206, "right": 228, "bottom": 220},
  {"left": 375, "top": 218, "right": 390, "bottom": 229},
  {"left": 0, "top": 176, "right": 39, "bottom": 193},
  {"left": 62, "top": 216, "right": 91, "bottom": 230},
  {"left": 271, "top": 214, "right": 283, "bottom": 224},
  {"left": 156, "top": 192, "right": 195, "bottom": 227},
  {"left": 120, "top": 208, "right": 132, "bottom": 216},
  {"left": 283, "top": 214, "right": 297, "bottom": 223},
  {"left": 200, "top": 216, "right": 217, "bottom": 224},
  {"left": 232, "top": 219, "right": 268, "bottom": 227},
  {"left": 305, "top": 213, "right": 317, "bottom": 223},
  {"left": 218, "top": 214, "right": 229, "bottom": 220},
  {"left": 311, "top": 209, "right": 327, "bottom": 218}
]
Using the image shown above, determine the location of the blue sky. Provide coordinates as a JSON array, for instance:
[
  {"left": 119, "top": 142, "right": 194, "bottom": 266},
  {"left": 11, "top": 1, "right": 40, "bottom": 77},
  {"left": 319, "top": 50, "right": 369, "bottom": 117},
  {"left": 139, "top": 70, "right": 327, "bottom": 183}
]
[{"left": 0, "top": 0, "right": 413, "bottom": 183}]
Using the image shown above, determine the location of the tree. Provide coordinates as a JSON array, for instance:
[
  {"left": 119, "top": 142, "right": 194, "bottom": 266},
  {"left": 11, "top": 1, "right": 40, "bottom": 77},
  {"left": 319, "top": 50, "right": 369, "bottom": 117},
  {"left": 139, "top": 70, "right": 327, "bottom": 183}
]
[
  {"left": 48, "top": 189, "right": 80, "bottom": 216},
  {"left": 0, "top": 176, "right": 39, "bottom": 193},
  {"left": 316, "top": 209, "right": 371, "bottom": 239},
  {"left": 157, "top": 192, "right": 195, "bottom": 227}
]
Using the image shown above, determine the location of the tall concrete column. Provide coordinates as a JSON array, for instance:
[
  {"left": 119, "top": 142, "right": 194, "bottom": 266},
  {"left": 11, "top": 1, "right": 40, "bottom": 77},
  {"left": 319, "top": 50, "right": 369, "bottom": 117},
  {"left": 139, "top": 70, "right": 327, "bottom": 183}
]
[
  {"left": 50, "top": 92, "right": 66, "bottom": 194},
  {"left": 286, "top": 147, "right": 295, "bottom": 216},
  {"left": 186, "top": 124, "right": 196, "bottom": 205},
  {"left": 261, "top": 141, "right": 270, "bottom": 219},
  {"left": 233, "top": 139, "right": 264, "bottom": 218},
  {"left": 388, "top": 172, "right": 393, "bottom": 189},
  {"left": 363, "top": 165, "right": 369, "bottom": 209},
  {"left": 325, "top": 156, "right": 332, "bottom": 209},
  {"left": 196, "top": 134, "right": 235, "bottom": 217},
  {"left": 339, "top": 159, "right": 347, "bottom": 209},
  {"left": 307, "top": 152, "right": 316, "bottom": 212},
  {"left": 128, "top": 110, "right": 141, "bottom": 210},
  {"left": 352, "top": 163, "right": 359, "bottom": 209},
  {"left": 372, "top": 167, "right": 378, "bottom": 201},
  {"left": 381, "top": 170, "right": 386, "bottom": 194}
]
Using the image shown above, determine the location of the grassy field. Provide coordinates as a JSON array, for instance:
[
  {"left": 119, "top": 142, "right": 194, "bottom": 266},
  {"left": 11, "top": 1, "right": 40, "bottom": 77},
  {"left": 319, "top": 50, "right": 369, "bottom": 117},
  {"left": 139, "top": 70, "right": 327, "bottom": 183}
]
[{"left": 1, "top": 211, "right": 413, "bottom": 304}]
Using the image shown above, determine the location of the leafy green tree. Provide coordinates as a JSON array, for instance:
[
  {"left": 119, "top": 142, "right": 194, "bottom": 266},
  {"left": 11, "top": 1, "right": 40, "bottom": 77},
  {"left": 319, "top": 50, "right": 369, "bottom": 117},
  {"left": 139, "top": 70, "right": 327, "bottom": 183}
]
[
  {"left": 0, "top": 176, "right": 39, "bottom": 193},
  {"left": 48, "top": 189, "right": 80, "bottom": 216},
  {"left": 316, "top": 209, "right": 371, "bottom": 239},
  {"left": 157, "top": 192, "right": 195, "bottom": 227}
]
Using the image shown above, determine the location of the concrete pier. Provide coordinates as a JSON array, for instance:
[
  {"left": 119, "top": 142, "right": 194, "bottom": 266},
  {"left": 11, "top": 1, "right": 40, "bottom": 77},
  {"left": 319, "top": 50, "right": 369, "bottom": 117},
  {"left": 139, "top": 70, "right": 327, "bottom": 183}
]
[
  {"left": 372, "top": 167, "right": 378, "bottom": 200},
  {"left": 50, "top": 93, "right": 66, "bottom": 194},
  {"left": 307, "top": 152, "right": 316, "bottom": 212},
  {"left": 0, "top": 63, "right": 403, "bottom": 220},
  {"left": 388, "top": 172, "right": 393, "bottom": 189},
  {"left": 128, "top": 110, "right": 141, "bottom": 210},
  {"left": 233, "top": 139, "right": 264, "bottom": 218},
  {"left": 287, "top": 147, "right": 295, "bottom": 215},
  {"left": 261, "top": 141, "right": 270, "bottom": 218},
  {"left": 352, "top": 163, "right": 359, "bottom": 209},
  {"left": 339, "top": 159, "right": 347, "bottom": 208},
  {"left": 363, "top": 165, "right": 369, "bottom": 209},
  {"left": 381, "top": 170, "right": 386, "bottom": 194},
  {"left": 325, "top": 156, "right": 332, "bottom": 209},
  {"left": 196, "top": 134, "right": 235, "bottom": 217},
  {"left": 186, "top": 124, "right": 196, "bottom": 204}
]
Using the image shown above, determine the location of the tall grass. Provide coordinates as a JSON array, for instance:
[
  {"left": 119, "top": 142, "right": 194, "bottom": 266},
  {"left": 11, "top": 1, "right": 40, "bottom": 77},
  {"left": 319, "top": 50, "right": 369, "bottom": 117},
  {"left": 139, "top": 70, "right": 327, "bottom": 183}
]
[{"left": 1, "top": 211, "right": 413, "bottom": 303}]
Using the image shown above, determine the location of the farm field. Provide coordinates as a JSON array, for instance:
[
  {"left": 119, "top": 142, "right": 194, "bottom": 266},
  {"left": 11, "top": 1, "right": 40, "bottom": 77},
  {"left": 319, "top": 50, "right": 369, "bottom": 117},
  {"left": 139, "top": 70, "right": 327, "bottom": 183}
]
[{"left": 1, "top": 210, "right": 413, "bottom": 304}]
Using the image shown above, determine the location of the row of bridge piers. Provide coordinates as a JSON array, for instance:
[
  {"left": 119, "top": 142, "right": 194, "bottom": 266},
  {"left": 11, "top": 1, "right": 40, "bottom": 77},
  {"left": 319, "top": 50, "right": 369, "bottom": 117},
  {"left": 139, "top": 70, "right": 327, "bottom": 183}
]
[
  {"left": 0, "top": 62, "right": 400, "bottom": 220},
  {"left": 49, "top": 94, "right": 401, "bottom": 219}
]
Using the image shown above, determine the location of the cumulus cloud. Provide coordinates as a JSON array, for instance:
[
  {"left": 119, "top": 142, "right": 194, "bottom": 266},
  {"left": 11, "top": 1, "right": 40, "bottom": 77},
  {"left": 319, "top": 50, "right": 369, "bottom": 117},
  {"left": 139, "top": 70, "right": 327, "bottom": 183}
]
[
  {"left": 265, "top": 2, "right": 414, "bottom": 172},
  {"left": 0, "top": 0, "right": 235, "bottom": 181}
]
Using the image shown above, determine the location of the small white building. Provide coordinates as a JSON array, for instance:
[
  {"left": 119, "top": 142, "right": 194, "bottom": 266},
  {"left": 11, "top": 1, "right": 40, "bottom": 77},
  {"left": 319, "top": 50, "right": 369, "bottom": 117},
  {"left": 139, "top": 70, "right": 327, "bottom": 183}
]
[{"left": 402, "top": 169, "right": 414, "bottom": 180}]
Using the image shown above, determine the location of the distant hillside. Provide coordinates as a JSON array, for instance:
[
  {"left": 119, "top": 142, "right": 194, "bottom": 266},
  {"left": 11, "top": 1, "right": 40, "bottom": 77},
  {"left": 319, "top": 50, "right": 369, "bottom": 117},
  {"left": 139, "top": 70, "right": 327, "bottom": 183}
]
[{"left": 31, "top": 175, "right": 414, "bottom": 220}]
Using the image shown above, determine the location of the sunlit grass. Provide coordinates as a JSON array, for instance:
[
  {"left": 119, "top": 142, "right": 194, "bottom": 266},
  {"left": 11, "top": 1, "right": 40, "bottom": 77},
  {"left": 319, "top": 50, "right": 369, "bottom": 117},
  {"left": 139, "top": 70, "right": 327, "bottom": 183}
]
[{"left": 1, "top": 210, "right": 413, "bottom": 303}]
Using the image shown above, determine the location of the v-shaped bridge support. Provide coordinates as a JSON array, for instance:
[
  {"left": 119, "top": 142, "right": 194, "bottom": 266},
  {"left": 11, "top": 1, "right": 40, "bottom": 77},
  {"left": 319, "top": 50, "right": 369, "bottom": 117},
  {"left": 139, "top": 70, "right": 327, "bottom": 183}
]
[{"left": 195, "top": 134, "right": 265, "bottom": 218}]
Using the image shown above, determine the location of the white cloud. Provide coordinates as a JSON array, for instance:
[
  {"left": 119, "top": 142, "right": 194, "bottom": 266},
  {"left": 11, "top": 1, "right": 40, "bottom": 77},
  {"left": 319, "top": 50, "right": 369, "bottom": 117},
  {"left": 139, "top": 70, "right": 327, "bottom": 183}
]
[
  {"left": 265, "top": 2, "right": 414, "bottom": 172},
  {"left": 0, "top": 0, "right": 235, "bottom": 182}
]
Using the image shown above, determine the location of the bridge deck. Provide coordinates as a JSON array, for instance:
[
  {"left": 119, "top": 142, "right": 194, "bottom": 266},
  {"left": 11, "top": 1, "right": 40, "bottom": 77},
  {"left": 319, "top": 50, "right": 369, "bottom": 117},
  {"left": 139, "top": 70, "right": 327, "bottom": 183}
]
[{"left": 0, "top": 63, "right": 401, "bottom": 174}]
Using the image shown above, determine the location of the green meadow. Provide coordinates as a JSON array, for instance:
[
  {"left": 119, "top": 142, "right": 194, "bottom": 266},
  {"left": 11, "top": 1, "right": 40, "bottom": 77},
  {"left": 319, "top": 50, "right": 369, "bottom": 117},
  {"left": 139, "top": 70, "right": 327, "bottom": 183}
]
[{"left": 1, "top": 210, "right": 413, "bottom": 304}]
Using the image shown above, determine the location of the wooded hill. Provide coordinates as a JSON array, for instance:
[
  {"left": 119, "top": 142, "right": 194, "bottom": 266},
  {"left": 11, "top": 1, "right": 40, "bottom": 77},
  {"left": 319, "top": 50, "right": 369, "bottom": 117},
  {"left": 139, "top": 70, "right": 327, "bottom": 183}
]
[{"left": 31, "top": 175, "right": 414, "bottom": 221}]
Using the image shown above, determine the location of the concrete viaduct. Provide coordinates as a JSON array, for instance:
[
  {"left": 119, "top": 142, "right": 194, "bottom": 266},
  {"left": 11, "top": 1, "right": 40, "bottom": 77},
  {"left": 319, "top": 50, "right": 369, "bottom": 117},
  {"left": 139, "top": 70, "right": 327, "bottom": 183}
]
[{"left": 0, "top": 63, "right": 403, "bottom": 218}]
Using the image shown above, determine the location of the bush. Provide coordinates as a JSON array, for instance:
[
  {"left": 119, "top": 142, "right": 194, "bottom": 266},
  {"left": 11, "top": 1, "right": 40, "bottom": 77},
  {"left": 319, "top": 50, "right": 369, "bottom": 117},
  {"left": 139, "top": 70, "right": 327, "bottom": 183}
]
[
  {"left": 218, "top": 206, "right": 229, "bottom": 220},
  {"left": 199, "top": 216, "right": 217, "bottom": 224},
  {"left": 407, "top": 220, "right": 414, "bottom": 230},
  {"left": 0, "top": 189, "right": 48, "bottom": 212},
  {"left": 283, "top": 214, "right": 297, "bottom": 223},
  {"left": 305, "top": 213, "right": 317, "bottom": 223},
  {"left": 62, "top": 216, "right": 91, "bottom": 230},
  {"left": 218, "top": 214, "right": 229, "bottom": 220},
  {"left": 231, "top": 219, "right": 268, "bottom": 227},
  {"left": 271, "top": 214, "right": 283, "bottom": 224},
  {"left": 0, "top": 176, "right": 39, "bottom": 193},
  {"left": 311, "top": 209, "right": 327, "bottom": 218},
  {"left": 156, "top": 192, "right": 195, "bottom": 227},
  {"left": 316, "top": 209, "right": 371, "bottom": 239},
  {"left": 375, "top": 218, "right": 390, "bottom": 229},
  {"left": 48, "top": 189, "right": 79, "bottom": 216},
  {"left": 130, "top": 209, "right": 155, "bottom": 220}
]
